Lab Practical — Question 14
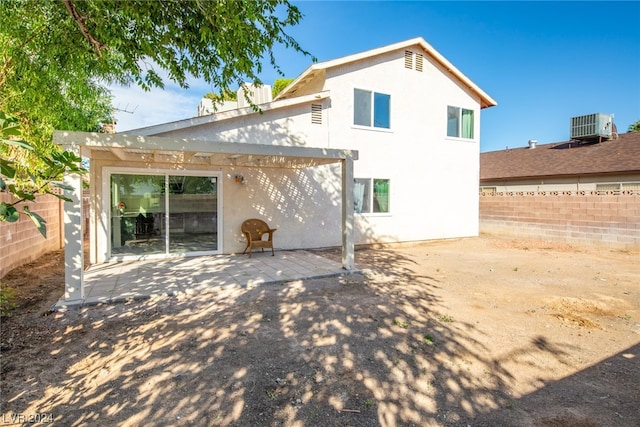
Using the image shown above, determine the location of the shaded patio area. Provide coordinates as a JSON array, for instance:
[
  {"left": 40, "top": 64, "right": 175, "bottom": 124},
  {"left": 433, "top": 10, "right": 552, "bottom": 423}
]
[
  {"left": 54, "top": 131, "right": 358, "bottom": 305},
  {"left": 53, "top": 250, "right": 355, "bottom": 310}
]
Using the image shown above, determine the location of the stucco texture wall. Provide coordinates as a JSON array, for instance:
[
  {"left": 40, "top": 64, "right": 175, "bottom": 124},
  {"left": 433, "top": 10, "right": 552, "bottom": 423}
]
[
  {"left": 145, "top": 46, "right": 486, "bottom": 247},
  {"left": 323, "top": 48, "right": 482, "bottom": 243},
  {"left": 222, "top": 165, "right": 343, "bottom": 253}
]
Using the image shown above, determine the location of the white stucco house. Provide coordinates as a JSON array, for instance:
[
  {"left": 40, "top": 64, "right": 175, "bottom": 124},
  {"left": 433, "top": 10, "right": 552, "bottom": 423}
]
[{"left": 55, "top": 37, "right": 496, "bottom": 302}]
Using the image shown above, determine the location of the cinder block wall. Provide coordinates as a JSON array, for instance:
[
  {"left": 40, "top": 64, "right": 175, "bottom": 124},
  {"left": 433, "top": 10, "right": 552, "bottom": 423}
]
[
  {"left": 479, "top": 191, "right": 640, "bottom": 249},
  {"left": 0, "top": 194, "right": 63, "bottom": 278}
]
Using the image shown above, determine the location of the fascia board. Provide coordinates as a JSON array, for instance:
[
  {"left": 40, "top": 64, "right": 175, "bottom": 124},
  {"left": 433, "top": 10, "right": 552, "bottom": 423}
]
[{"left": 53, "top": 130, "right": 358, "bottom": 162}]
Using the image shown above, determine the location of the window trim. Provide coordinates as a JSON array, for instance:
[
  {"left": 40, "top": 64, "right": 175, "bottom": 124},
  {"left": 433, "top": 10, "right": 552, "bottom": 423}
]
[
  {"left": 101, "top": 167, "right": 224, "bottom": 261},
  {"left": 596, "top": 182, "right": 640, "bottom": 194},
  {"left": 354, "top": 177, "right": 391, "bottom": 216},
  {"left": 446, "top": 105, "right": 475, "bottom": 140},
  {"left": 353, "top": 88, "right": 392, "bottom": 131}
]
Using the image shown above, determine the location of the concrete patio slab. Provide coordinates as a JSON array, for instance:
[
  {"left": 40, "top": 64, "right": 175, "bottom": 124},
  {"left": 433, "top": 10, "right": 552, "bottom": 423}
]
[{"left": 53, "top": 250, "right": 357, "bottom": 310}]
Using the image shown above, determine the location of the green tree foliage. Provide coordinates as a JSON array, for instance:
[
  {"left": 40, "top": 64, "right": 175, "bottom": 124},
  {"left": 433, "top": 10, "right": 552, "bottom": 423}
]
[
  {"left": 2, "top": 0, "right": 311, "bottom": 146},
  {"left": 272, "top": 78, "right": 295, "bottom": 98},
  {"left": 204, "top": 89, "right": 238, "bottom": 102},
  {"left": 0, "top": 0, "right": 113, "bottom": 166},
  {"left": 1, "top": 0, "right": 311, "bottom": 236},
  {"left": 628, "top": 120, "right": 640, "bottom": 132},
  {"left": 1, "top": 112, "right": 86, "bottom": 237}
]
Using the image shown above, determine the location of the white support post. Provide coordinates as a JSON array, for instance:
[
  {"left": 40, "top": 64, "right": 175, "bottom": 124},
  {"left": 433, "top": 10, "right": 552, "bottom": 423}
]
[
  {"left": 63, "top": 144, "right": 84, "bottom": 302},
  {"left": 341, "top": 157, "right": 355, "bottom": 270}
]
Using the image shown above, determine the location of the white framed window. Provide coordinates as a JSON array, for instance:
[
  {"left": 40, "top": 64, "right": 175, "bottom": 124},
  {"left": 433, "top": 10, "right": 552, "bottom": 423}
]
[
  {"left": 447, "top": 106, "right": 475, "bottom": 139},
  {"left": 624, "top": 182, "right": 640, "bottom": 191},
  {"left": 595, "top": 183, "right": 620, "bottom": 193},
  {"left": 354, "top": 178, "right": 390, "bottom": 214},
  {"left": 596, "top": 182, "right": 640, "bottom": 194},
  {"left": 480, "top": 187, "right": 496, "bottom": 194},
  {"left": 354, "top": 89, "right": 391, "bottom": 129}
]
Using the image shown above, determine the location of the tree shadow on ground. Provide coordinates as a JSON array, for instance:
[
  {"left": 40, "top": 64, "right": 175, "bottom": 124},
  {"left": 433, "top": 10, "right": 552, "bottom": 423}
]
[
  {"left": 477, "top": 342, "right": 640, "bottom": 427},
  {"left": 0, "top": 246, "right": 611, "bottom": 426}
]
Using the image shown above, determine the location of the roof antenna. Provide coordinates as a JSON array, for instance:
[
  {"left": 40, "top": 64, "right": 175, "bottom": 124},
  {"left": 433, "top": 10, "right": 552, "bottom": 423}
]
[{"left": 105, "top": 104, "right": 138, "bottom": 133}]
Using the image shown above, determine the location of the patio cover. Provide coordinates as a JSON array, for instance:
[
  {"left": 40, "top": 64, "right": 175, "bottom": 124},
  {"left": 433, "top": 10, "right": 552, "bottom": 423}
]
[{"left": 53, "top": 131, "right": 358, "bottom": 303}]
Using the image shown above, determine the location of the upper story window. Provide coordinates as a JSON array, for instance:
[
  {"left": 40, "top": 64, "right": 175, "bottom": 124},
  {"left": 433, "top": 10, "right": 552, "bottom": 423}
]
[
  {"left": 447, "top": 106, "right": 474, "bottom": 139},
  {"left": 354, "top": 89, "right": 391, "bottom": 129}
]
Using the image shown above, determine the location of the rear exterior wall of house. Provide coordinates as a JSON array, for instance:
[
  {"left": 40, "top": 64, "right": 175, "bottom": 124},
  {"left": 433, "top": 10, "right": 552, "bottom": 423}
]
[{"left": 150, "top": 47, "right": 485, "bottom": 250}]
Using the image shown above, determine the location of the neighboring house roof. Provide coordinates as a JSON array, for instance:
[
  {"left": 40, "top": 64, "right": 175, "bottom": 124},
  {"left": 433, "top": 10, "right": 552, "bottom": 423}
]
[
  {"left": 128, "top": 37, "right": 495, "bottom": 136},
  {"left": 274, "top": 37, "right": 497, "bottom": 109},
  {"left": 480, "top": 132, "right": 640, "bottom": 182}
]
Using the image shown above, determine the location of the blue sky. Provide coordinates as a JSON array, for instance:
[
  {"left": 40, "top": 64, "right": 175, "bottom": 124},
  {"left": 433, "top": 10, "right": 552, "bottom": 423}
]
[{"left": 110, "top": 1, "right": 640, "bottom": 153}]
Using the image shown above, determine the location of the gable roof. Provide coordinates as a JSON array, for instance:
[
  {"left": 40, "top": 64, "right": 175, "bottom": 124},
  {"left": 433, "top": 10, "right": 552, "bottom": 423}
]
[
  {"left": 129, "top": 37, "right": 496, "bottom": 136},
  {"left": 274, "top": 37, "right": 497, "bottom": 109},
  {"left": 480, "top": 132, "right": 640, "bottom": 182}
]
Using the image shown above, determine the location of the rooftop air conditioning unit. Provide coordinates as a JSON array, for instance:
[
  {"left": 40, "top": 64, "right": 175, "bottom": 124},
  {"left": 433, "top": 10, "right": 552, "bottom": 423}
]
[{"left": 570, "top": 113, "right": 613, "bottom": 140}]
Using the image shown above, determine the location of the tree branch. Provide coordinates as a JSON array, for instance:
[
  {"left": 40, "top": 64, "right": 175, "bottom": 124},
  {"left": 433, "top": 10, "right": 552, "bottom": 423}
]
[{"left": 63, "top": 0, "right": 107, "bottom": 57}]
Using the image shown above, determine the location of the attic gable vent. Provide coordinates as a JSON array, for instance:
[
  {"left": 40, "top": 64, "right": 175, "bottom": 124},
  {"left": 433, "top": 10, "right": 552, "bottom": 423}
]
[
  {"left": 405, "top": 51, "right": 423, "bottom": 72},
  {"left": 404, "top": 50, "right": 413, "bottom": 69},
  {"left": 311, "top": 104, "right": 322, "bottom": 124},
  {"left": 415, "top": 53, "right": 423, "bottom": 72}
]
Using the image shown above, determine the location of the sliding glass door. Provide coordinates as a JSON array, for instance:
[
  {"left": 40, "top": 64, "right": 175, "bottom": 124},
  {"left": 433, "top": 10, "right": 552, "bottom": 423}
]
[
  {"left": 109, "top": 171, "right": 220, "bottom": 259},
  {"left": 168, "top": 175, "right": 218, "bottom": 254},
  {"left": 111, "top": 174, "right": 167, "bottom": 257}
]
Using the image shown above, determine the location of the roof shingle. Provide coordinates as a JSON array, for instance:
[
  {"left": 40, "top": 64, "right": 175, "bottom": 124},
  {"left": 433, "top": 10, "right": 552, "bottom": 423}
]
[{"left": 480, "top": 132, "right": 640, "bottom": 181}]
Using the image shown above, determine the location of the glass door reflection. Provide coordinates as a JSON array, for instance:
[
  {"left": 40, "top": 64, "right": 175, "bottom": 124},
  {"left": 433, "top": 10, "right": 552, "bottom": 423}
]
[
  {"left": 110, "top": 174, "right": 167, "bottom": 257},
  {"left": 168, "top": 175, "right": 218, "bottom": 254}
]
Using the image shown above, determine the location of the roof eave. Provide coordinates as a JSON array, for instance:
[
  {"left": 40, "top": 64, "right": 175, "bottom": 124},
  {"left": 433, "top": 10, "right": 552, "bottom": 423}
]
[
  {"left": 481, "top": 170, "right": 640, "bottom": 183},
  {"left": 127, "top": 91, "right": 331, "bottom": 136}
]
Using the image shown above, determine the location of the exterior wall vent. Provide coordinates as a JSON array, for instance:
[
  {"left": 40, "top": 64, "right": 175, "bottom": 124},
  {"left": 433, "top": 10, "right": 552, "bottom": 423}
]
[
  {"left": 415, "top": 53, "right": 423, "bottom": 72},
  {"left": 404, "top": 51, "right": 423, "bottom": 72},
  {"left": 311, "top": 104, "right": 322, "bottom": 124},
  {"left": 404, "top": 50, "right": 413, "bottom": 69},
  {"left": 570, "top": 113, "right": 613, "bottom": 140}
]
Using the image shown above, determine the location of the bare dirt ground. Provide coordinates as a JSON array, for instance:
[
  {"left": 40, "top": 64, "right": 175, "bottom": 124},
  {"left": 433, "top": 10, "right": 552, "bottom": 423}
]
[{"left": 1, "top": 234, "right": 639, "bottom": 427}]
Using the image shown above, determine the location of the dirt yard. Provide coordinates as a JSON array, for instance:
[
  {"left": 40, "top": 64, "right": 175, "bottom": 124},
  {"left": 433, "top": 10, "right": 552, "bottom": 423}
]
[{"left": 1, "top": 234, "right": 639, "bottom": 427}]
